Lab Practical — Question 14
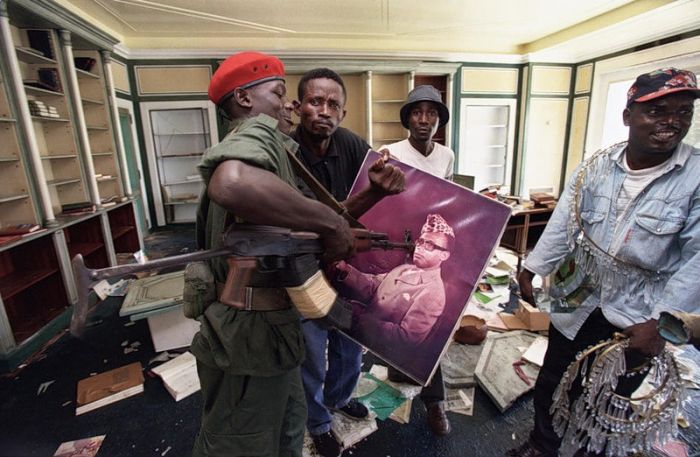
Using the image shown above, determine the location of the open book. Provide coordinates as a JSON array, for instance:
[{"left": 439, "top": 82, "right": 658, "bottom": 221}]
[{"left": 151, "top": 351, "right": 200, "bottom": 401}]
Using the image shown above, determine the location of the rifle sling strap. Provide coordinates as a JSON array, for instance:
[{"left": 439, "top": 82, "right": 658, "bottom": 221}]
[
  {"left": 285, "top": 146, "right": 364, "bottom": 229},
  {"left": 215, "top": 282, "right": 290, "bottom": 311}
]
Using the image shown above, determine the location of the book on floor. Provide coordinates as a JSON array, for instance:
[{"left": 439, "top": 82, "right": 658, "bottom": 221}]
[
  {"left": 75, "top": 362, "right": 144, "bottom": 415},
  {"left": 151, "top": 351, "right": 200, "bottom": 401}
]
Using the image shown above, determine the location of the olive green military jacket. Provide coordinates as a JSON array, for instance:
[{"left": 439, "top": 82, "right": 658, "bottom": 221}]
[{"left": 190, "top": 114, "right": 305, "bottom": 376}]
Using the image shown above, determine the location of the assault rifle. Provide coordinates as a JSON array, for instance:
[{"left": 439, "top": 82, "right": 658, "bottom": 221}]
[{"left": 70, "top": 225, "right": 413, "bottom": 336}]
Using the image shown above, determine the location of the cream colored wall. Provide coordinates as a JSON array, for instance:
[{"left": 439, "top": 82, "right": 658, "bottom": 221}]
[
  {"left": 461, "top": 67, "right": 519, "bottom": 94},
  {"left": 340, "top": 74, "right": 368, "bottom": 140},
  {"left": 531, "top": 66, "right": 571, "bottom": 95},
  {"left": 521, "top": 98, "right": 570, "bottom": 197},
  {"left": 111, "top": 60, "right": 130, "bottom": 93},
  {"left": 135, "top": 65, "right": 211, "bottom": 95},
  {"left": 516, "top": 65, "right": 573, "bottom": 197}
]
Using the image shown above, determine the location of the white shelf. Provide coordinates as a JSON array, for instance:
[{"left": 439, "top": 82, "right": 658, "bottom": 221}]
[
  {"left": 0, "top": 193, "right": 30, "bottom": 203},
  {"left": 24, "top": 85, "right": 63, "bottom": 97},
  {"left": 159, "top": 153, "right": 202, "bottom": 158},
  {"left": 76, "top": 68, "right": 99, "bottom": 79},
  {"left": 471, "top": 124, "right": 507, "bottom": 128},
  {"left": 163, "top": 200, "right": 198, "bottom": 205},
  {"left": 163, "top": 178, "right": 203, "bottom": 186},
  {"left": 0, "top": 117, "right": 17, "bottom": 123},
  {"left": 373, "top": 138, "right": 406, "bottom": 143},
  {"left": 86, "top": 125, "right": 109, "bottom": 131},
  {"left": 41, "top": 154, "right": 77, "bottom": 160},
  {"left": 153, "top": 132, "right": 209, "bottom": 136},
  {"left": 81, "top": 97, "right": 103, "bottom": 105},
  {"left": 31, "top": 116, "right": 69, "bottom": 123},
  {"left": 0, "top": 156, "right": 20, "bottom": 162},
  {"left": 15, "top": 47, "right": 56, "bottom": 65},
  {"left": 47, "top": 178, "right": 81, "bottom": 187}
]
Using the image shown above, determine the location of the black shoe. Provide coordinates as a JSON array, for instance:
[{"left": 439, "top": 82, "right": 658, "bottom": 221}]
[
  {"left": 312, "top": 431, "right": 341, "bottom": 457},
  {"left": 333, "top": 399, "right": 368, "bottom": 420},
  {"left": 426, "top": 402, "right": 451, "bottom": 436}
]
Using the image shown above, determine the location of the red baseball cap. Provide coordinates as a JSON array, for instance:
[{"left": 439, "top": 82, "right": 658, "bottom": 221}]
[
  {"left": 208, "top": 51, "right": 285, "bottom": 105},
  {"left": 626, "top": 68, "right": 700, "bottom": 107}
]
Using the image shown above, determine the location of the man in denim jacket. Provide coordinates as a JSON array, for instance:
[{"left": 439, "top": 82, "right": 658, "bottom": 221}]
[{"left": 508, "top": 68, "right": 700, "bottom": 457}]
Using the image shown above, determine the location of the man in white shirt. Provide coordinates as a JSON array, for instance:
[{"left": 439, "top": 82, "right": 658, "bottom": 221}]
[
  {"left": 380, "top": 84, "right": 455, "bottom": 180},
  {"left": 379, "top": 84, "right": 455, "bottom": 436}
]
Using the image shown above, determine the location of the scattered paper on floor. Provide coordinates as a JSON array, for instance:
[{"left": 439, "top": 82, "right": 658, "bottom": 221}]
[
  {"left": 331, "top": 411, "right": 378, "bottom": 449},
  {"left": 53, "top": 435, "right": 105, "bottom": 457},
  {"left": 444, "top": 387, "right": 475, "bottom": 416}
]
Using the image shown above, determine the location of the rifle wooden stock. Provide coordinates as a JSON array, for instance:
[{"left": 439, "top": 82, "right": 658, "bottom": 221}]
[{"left": 220, "top": 257, "right": 257, "bottom": 308}]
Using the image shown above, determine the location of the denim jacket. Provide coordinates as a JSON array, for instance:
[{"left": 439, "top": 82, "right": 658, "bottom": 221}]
[{"left": 524, "top": 141, "right": 700, "bottom": 340}]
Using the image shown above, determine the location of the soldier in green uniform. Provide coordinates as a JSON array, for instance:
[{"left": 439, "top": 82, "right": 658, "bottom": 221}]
[{"left": 190, "top": 51, "right": 356, "bottom": 457}]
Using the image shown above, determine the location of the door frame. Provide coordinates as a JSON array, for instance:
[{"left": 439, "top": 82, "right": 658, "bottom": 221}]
[
  {"left": 458, "top": 97, "right": 517, "bottom": 193},
  {"left": 117, "top": 98, "right": 152, "bottom": 229},
  {"left": 139, "top": 100, "right": 218, "bottom": 226}
]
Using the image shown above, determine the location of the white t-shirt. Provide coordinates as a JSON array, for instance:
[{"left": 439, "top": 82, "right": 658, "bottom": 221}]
[
  {"left": 616, "top": 152, "right": 670, "bottom": 225},
  {"left": 379, "top": 139, "right": 455, "bottom": 179}
]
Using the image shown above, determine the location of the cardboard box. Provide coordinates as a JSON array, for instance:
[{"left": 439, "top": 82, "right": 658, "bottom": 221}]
[{"left": 515, "top": 299, "right": 550, "bottom": 331}]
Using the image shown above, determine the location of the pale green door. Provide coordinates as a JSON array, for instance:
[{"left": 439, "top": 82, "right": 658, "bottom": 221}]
[{"left": 119, "top": 108, "right": 149, "bottom": 234}]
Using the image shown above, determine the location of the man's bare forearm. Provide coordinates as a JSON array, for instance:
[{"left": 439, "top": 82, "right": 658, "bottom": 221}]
[
  {"left": 209, "top": 160, "right": 345, "bottom": 235},
  {"left": 344, "top": 186, "right": 385, "bottom": 219}
]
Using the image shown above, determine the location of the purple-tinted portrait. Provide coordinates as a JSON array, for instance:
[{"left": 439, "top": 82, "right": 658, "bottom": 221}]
[{"left": 334, "top": 151, "right": 512, "bottom": 385}]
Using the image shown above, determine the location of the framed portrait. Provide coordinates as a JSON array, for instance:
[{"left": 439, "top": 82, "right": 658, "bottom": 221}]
[{"left": 335, "top": 151, "right": 512, "bottom": 385}]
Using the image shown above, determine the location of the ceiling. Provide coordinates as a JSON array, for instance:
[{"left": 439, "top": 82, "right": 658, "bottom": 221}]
[{"left": 57, "top": 0, "right": 700, "bottom": 62}]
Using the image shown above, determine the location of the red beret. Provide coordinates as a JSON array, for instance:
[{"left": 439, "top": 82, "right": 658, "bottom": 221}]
[{"left": 208, "top": 51, "right": 285, "bottom": 105}]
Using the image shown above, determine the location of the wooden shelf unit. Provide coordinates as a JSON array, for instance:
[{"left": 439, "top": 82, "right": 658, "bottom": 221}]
[
  {"left": 370, "top": 73, "right": 409, "bottom": 150},
  {"left": 141, "top": 101, "right": 216, "bottom": 225},
  {"left": 0, "top": 73, "right": 39, "bottom": 227},
  {"left": 107, "top": 202, "right": 140, "bottom": 254},
  {"left": 499, "top": 207, "right": 554, "bottom": 270},
  {"left": 64, "top": 215, "right": 108, "bottom": 269},
  {"left": 73, "top": 49, "right": 123, "bottom": 204},
  {"left": 0, "top": 1, "right": 144, "bottom": 370},
  {"left": 12, "top": 27, "right": 89, "bottom": 216},
  {"left": 0, "top": 235, "right": 69, "bottom": 345}
]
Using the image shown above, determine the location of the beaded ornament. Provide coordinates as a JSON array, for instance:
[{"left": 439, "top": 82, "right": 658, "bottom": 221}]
[{"left": 551, "top": 334, "right": 684, "bottom": 457}]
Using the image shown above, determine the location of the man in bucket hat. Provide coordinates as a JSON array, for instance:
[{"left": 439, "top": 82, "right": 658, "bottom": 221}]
[
  {"left": 374, "top": 85, "right": 456, "bottom": 437},
  {"left": 191, "top": 51, "right": 356, "bottom": 457},
  {"left": 508, "top": 69, "right": 700, "bottom": 457},
  {"left": 380, "top": 84, "right": 454, "bottom": 180}
]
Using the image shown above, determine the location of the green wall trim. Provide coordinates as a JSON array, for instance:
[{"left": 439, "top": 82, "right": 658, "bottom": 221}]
[
  {"left": 559, "top": 66, "right": 579, "bottom": 195},
  {"left": 510, "top": 64, "right": 526, "bottom": 192},
  {"left": 459, "top": 93, "right": 519, "bottom": 99},
  {"left": 459, "top": 62, "right": 522, "bottom": 69},
  {"left": 450, "top": 67, "right": 461, "bottom": 160}
]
